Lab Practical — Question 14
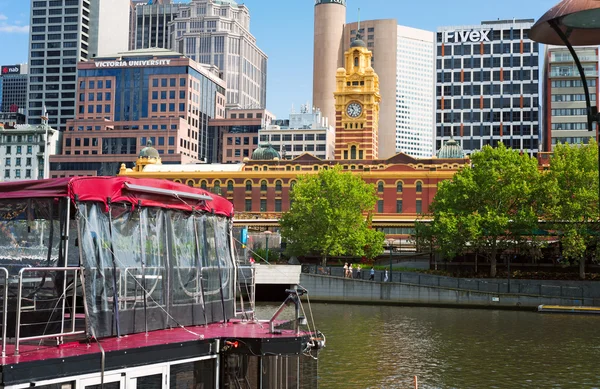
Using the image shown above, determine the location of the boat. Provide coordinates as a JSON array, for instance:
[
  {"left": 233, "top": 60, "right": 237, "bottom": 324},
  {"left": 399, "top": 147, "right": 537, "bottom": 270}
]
[{"left": 0, "top": 177, "right": 324, "bottom": 388}]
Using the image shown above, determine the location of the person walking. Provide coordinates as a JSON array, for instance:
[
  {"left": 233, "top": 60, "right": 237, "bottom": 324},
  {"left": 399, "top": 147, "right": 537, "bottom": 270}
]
[
  {"left": 343, "top": 262, "right": 348, "bottom": 278},
  {"left": 348, "top": 263, "right": 353, "bottom": 279},
  {"left": 356, "top": 264, "right": 361, "bottom": 279},
  {"left": 384, "top": 269, "right": 389, "bottom": 282},
  {"left": 369, "top": 267, "right": 375, "bottom": 281}
]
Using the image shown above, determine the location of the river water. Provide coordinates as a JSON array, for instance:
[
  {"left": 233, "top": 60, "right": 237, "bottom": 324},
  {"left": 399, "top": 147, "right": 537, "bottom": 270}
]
[{"left": 257, "top": 303, "right": 600, "bottom": 389}]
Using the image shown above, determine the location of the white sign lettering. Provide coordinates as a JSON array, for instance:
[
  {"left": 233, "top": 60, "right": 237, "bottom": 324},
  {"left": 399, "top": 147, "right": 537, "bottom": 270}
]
[
  {"left": 443, "top": 30, "right": 491, "bottom": 43},
  {"left": 94, "top": 59, "right": 172, "bottom": 68}
]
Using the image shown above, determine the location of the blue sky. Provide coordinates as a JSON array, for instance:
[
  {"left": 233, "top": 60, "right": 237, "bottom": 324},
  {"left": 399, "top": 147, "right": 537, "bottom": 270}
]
[{"left": 0, "top": 0, "right": 558, "bottom": 118}]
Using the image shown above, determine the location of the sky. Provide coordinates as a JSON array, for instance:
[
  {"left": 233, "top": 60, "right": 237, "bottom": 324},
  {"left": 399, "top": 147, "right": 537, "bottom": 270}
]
[{"left": 0, "top": 0, "right": 559, "bottom": 118}]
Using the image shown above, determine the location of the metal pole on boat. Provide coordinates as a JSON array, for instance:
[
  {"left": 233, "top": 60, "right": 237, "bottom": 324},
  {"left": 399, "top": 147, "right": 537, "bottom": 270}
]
[
  {"left": 209, "top": 218, "right": 227, "bottom": 324},
  {"left": 59, "top": 197, "right": 71, "bottom": 344},
  {"left": 193, "top": 213, "right": 208, "bottom": 326},
  {"left": 1, "top": 268, "right": 8, "bottom": 357},
  {"left": 107, "top": 201, "right": 121, "bottom": 337},
  {"left": 138, "top": 205, "right": 148, "bottom": 334}
]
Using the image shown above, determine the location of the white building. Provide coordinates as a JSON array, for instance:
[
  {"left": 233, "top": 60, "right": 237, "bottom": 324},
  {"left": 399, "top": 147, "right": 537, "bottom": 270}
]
[
  {"left": 169, "top": 0, "right": 268, "bottom": 109},
  {"left": 258, "top": 105, "right": 335, "bottom": 160},
  {"left": 27, "top": 0, "right": 130, "bottom": 132},
  {"left": 0, "top": 124, "right": 58, "bottom": 181},
  {"left": 396, "top": 26, "right": 436, "bottom": 158}
]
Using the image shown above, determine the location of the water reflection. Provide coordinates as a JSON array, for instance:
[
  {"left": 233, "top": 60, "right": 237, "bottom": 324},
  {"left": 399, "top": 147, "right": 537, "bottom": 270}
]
[{"left": 256, "top": 304, "right": 600, "bottom": 388}]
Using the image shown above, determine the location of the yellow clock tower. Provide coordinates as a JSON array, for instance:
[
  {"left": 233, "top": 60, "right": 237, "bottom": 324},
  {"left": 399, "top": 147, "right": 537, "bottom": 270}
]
[{"left": 333, "top": 33, "right": 381, "bottom": 160}]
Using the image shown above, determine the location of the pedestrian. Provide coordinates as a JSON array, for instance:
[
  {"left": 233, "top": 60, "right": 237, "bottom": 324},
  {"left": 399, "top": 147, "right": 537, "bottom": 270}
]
[
  {"left": 384, "top": 269, "right": 389, "bottom": 282},
  {"left": 343, "top": 262, "right": 348, "bottom": 278},
  {"left": 356, "top": 264, "right": 361, "bottom": 279},
  {"left": 369, "top": 267, "right": 375, "bottom": 281},
  {"left": 348, "top": 263, "right": 353, "bottom": 279}
]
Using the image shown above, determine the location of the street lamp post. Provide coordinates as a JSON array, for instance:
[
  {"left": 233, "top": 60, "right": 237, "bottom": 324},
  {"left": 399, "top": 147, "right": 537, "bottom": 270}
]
[
  {"left": 530, "top": 0, "right": 600, "bottom": 217},
  {"left": 387, "top": 238, "right": 394, "bottom": 282},
  {"left": 264, "top": 230, "right": 272, "bottom": 264}
]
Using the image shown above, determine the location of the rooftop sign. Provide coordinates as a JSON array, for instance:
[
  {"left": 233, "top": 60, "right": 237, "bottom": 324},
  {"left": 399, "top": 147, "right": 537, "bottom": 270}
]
[
  {"left": 1, "top": 65, "right": 21, "bottom": 75},
  {"left": 443, "top": 30, "right": 491, "bottom": 43},
  {"left": 94, "top": 59, "right": 172, "bottom": 68}
]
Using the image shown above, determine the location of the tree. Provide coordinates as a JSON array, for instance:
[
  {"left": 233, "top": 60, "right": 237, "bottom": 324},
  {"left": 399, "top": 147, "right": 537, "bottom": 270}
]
[
  {"left": 543, "top": 140, "right": 599, "bottom": 279},
  {"left": 279, "top": 166, "right": 384, "bottom": 265},
  {"left": 419, "top": 144, "right": 541, "bottom": 277}
]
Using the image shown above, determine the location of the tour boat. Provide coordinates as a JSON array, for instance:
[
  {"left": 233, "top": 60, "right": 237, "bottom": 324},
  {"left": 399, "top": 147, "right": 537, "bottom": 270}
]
[{"left": 0, "top": 177, "right": 324, "bottom": 388}]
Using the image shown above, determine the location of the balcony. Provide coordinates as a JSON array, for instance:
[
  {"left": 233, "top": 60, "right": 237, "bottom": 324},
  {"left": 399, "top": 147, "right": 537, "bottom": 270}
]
[{"left": 550, "top": 67, "right": 598, "bottom": 78}]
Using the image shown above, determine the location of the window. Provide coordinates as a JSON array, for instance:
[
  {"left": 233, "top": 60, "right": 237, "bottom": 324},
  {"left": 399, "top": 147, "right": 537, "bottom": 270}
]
[
  {"left": 377, "top": 200, "right": 383, "bottom": 213},
  {"left": 245, "top": 180, "right": 252, "bottom": 191},
  {"left": 396, "top": 200, "right": 403, "bottom": 214},
  {"left": 396, "top": 182, "right": 403, "bottom": 193},
  {"left": 377, "top": 181, "right": 384, "bottom": 193},
  {"left": 5, "top": 158, "right": 10, "bottom": 167},
  {"left": 200, "top": 180, "right": 207, "bottom": 190},
  {"left": 4, "top": 170, "right": 9, "bottom": 179},
  {"left": 245, "top": 199, "right": 252, "bottom": 212},
  {"left": 227, "top": 180, "right": 234, "bottom": 191},
  {"left": 260, "top": 180, "right": 267, "bottom": 191},
  {"left": 275, "top": 180, "right": 282, "bottom": 191},
  {"left": 416, "top": 181, "right": 422, "bottom": 193},
  {"left": 275, "top": 199, "right": 282, "bottom": 212},
  {"left": 416, "top": 200, "right": 422, "bottom": 214},
  {"left": 260, "top": 199, "right": 267, "bottom": 212}
]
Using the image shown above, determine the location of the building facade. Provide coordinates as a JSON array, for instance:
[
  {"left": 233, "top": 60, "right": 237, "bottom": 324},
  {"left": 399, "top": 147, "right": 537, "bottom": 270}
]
[
  {"left": 1, "top": 64, "right": 28, "bottom": 115},
  {"left": 259, "top": 106, "right": 334, "bottom": 160},
  {"left": 27, "top": 0, "right": 130, "bottom": 132},
  {"left": 313, "top": 0, "right": 346, "bottom": 130},
  {"left": 131, "top": 0, "right": 183, "bottom": 51},
  {"left": 169, "top": 0, "right": 268, "bottom": 110},
  {"left": 212, "top": 108, "right": 274, "bottom": 164},
  {"left": 49, "top": 49, "right": 226, "bottom": 177},
  {"left": 543, "top": 46, "right": 599, "bottom": 150},
  {"left": 343, "top": 22, "right": 436, "bottom": 159},
  {"left": 435, "top": 19, "right": 541, "bottom": 156},
  {"left": 0, "top": 123, "right": 58, "bottom": 181}
]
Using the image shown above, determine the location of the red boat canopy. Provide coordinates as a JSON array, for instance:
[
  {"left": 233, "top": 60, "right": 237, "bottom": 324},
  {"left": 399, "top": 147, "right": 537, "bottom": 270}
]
[{"left": 0, "top": 177, "right": 234, "bottom": 217}]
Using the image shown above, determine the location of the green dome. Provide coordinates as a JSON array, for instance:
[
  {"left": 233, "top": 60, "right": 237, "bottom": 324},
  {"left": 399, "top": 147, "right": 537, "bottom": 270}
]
[
  {"left": 139, "top": 140, "right": 160, "bottom": 159},
  {"left": 350, "top": 37, "right": 367, "bottom": 48},
  {"left": 251, "top": 143, "right": 280, "bottom": 160},
  {"left": 436, "top": 138, "right": 466, "bottom": 159}
]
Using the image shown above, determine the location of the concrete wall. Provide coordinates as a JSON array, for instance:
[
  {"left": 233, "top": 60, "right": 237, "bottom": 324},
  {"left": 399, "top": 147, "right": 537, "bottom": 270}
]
[{"left": 300, "top": 274, "right": 600, "bottom": 308}]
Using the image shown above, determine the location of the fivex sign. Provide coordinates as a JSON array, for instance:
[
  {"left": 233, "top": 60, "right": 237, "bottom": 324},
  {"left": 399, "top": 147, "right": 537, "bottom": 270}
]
[{"left": 443, "top": 30, "right": 491, "bottom": 43}]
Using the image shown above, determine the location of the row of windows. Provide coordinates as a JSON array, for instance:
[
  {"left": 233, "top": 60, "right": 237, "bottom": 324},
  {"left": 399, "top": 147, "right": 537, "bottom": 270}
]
[
  {"left": 230, "top": 112, "right": 263, "bottom": 119},
  {"left": 3, "top": 157, "right": 33, "bottom": 166},
  {"left": 151, "top": 78, "right": 186, "bottom": 88},
  {"left": 152, "top": 90, "right": 186, "bottom": 100},
  {"left": 80, "top": 92, "right": 111, "bottom": 102},
  {"left": 259, "top": 134, "right": 327, "bottom": 142},
  {"left": 551, "top": 94, "right": 597, "bottom": 102},
  {"left": 551, "top": 108, "right": 588, "bottom": 116},
  {"left": 436, "top": 137, "right": 539, "bottom": 151},
  {"left": 438, "top": 95, "right": 537, "bottom": 109},
  {"left": 2, "top": 135, "right": 36, "bottom": 143},
  {"left": 438, "top": 110, "right": 540, "bottom": 123},
  {"left": 437, "top": 83, "right": 539, "bottom": 98},
  {"left": 237, "top": 198, "right": 422, "bottom": 214},
  {"left": 437, "top": 69, "right": 539, "bottom": 83},
  {"left": 78, "top": 104, "right": 111, "bottom": 114},
  {"left": 551, "top": 79, "right": 597, "bottom": 88},
  {"left": 80, "top": 80, "right": 112, "bottom": 89},
  {"left": 551, "top": 122, "right": 593, "bottom": 130},
  {"left": 437, "top": 42, "right": 538, "bottom": 57},
  {"left": 437, "top": 124, "right": 537, "bottom": 137},
  {"left": 4, "top": 169, "right": 33, "bottom": 179},
  {"left": 4, "top": 145, "right": 33, "bottom": 155},
  {"left": 551, "top": 137, "right": 592, "bottom": 145},
  {"left": 437, "top": 55, "right": 538, "bottom": 70}
]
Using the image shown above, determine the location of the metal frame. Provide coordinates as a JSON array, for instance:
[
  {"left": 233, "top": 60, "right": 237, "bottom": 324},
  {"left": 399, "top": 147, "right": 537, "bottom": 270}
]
[
  {"left": 14, "top": 266, "right": 85, "bottom": 355},
  {"left": 1, "top": 267, "right": 8, "bottom": 358}
]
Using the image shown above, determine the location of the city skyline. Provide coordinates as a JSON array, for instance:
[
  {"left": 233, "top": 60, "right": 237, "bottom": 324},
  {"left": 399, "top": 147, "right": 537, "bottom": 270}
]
[{"left": 0, "top": 0, "right": 560, "bottom": 118}]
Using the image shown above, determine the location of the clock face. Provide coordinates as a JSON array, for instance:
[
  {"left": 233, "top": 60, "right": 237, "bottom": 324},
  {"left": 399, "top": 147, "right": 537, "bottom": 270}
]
[{"left": 346, "top": 102, "right": 362, "bottom": 118}]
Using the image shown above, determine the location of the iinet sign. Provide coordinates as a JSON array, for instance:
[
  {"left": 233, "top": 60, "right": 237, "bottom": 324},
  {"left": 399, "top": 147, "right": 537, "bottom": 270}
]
[{"left": 443, "top": 30, "right": 491, "bottom": 43}]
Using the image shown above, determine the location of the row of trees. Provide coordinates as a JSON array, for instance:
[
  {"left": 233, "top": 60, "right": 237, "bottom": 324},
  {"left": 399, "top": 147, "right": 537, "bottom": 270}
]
[{"left": 417, "top": 141, "right": 599, "bottom": 279}]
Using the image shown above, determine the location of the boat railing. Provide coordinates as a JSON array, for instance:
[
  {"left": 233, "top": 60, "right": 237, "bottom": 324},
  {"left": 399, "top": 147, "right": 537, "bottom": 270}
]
[
  {"left": 1, "top": 267, "right": 8, "bottom": 357},
  {"left": 13, "top": 266, "right": 85, "bottom": 356},
  {"left": 235, "top": 265, "right": 256, "bottom": 321}
]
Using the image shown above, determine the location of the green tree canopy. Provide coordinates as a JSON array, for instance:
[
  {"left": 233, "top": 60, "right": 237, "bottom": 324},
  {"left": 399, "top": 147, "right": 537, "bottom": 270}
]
[
  {"left": 543, "top": 139, "right": 599, "bottom": 279},
  {"left": 279, "top": 166, "right": 384, "bottom": 265},
  {"left": 418, "top": 143, "right": 541, "bottom": 277}
]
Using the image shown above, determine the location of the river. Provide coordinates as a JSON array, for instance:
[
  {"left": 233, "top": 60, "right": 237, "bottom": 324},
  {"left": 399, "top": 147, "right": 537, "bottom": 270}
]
[{"left": 257, "top": 303, "right": 600, "bottom": 388}]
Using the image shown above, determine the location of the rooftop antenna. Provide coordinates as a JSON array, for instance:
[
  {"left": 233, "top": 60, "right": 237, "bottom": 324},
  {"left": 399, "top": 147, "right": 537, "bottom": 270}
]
[{"left": 357, "top": 8, "right": 361, "bottom": 38}]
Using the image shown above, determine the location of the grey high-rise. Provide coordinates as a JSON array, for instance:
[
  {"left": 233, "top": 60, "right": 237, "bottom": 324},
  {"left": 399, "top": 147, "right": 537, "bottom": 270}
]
[
  {"left": 0, "top": 64, "right": 28, "bottom": 115},
  {"left": 130, "top": 0, "right": 184, "bottom": 50},
  {"left": 169, "top": 0, "right": 267, "bottom": 109},
  {"left": 27, "top": 0, "right": 130, "bottom": 131}
]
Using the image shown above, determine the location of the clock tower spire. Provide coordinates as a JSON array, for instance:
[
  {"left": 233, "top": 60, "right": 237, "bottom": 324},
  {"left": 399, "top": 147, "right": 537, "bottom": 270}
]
[{"left": 333, "top": 30, "right": 381, "bottom": 160}]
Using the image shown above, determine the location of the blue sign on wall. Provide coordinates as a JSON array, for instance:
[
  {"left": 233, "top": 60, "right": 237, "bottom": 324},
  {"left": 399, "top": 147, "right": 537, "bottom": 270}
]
[{"left": 241, "top": 228, "right": 248, "bottom": 245}]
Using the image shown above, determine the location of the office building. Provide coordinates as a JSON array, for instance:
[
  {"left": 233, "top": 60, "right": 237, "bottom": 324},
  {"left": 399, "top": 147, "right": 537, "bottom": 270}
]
[
  {"left": 543, "top": 45, "right": 599, "bottom": 150},
  {"left": 27, "top": 0, "right": 130, "bottom": 131},
  {"left": 343, "top": 22, "right": 436, "bottom": 159},
  {"left": 313, "top": 0, "right": 346, "bottom": 130},
  {"left": 435, "top": 19, "right": 541, "bottom": 156},
  {"left": 1, "top": 64, "right": 28, "bottom": 115},
  {"left": 0, "top": 113, "right": 26, "bottom": 127},
  {"left": 169, "top": 0, "right": 268, "bottom": 109},
  {"left": 0, "top": 123, "right": 58, "bottom": 181},
  {"left": 131, "top": 0, "right": 184, "bottom": 50},
  {"left": 212, "top": 108, "right": 274, "bottom": 164},
  {"left": 259, "top": 105, "right": 334, "bottom": 160},
  {"left": 49, "top": 49, "right": 226, "bottom": 177}
]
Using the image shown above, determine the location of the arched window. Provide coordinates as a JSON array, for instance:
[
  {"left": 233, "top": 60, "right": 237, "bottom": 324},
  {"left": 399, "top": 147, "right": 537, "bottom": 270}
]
[
  {"left": 227, "top": 180, "right": 234, "bottom": 191},
  {"left": 275, "top": 180, "right": 282, "bottom": 192},
  {"left": 290, "top": 180, "right": 297, "bottom": 190},
  {"left": 186, "top": 179, "right": 195, "bottom": 187},
  {"left": 354, "top": 56, "right": 359, "bottom": 67},
  {"left": 200, "top": 180, "right": 207, "bottom": 190},
  {"left": 260, "top": 180, "right": 267, "bottom": 191},
  {"left": 396, "top": 181, "right": 403, "bottom": 193},
  {"left": 350, "top": 145, "right": 357, "bottom": 159},
  {"left": 416, "top": 181, "right": 423, "bottom": 193},
  {"left": 213, "top": 180, "right": 221, "bottom": 194},
  {"left": 245, "top": 180, "right": 252, "bottom": 191},
  {"left": 377, "top": 181, "right": 384, "bottom": 193}
]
